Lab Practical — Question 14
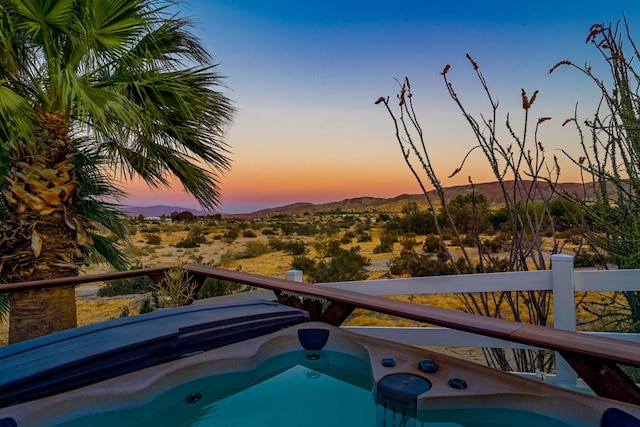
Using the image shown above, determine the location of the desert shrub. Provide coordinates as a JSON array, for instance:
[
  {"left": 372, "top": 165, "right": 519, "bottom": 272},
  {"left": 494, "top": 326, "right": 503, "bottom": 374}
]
[
  {"left": 289, "top": 255, "right": 316, "bottom": 274},
  {"left": 124, "top": 244, "right": 146, "bottom": 257},
  {"left": 357, "top": 233, "right": 372, "bottom": 242},
  {"left": 175, "top": 230, "right": 207, "bottom": 248},
  {"left": 476, "top": 257, "right": 510, "bottom": 273},
  {"left": 547, "top": 199, "right": 580, "bottom": 229},
  {"left": 174, "top": 237, "right": 199, "bottom": 248},
  {"left": 423, "top": 233, "right": 442, "bottom": 253},
  {"left": 399, "top": 210, "right": 438, "bottom": 235},
  {"left": 283, "top": 240, "right": 306, "bottom": 256},
  {"left": 217, "top": 241, "right": 270, "bottom": 264},
  {"left": 202, "top": 214, "right": 222, "bottom": 225},
  {"left": 280, "top": 222, "right": 295, "bottom": 235},
  {"left": 187, "top": 252, "right": 203, "bottom": 263},
  {"left": 140, "top": 226, "right": 160, "bottom": 233},
  {"left": 573, "top": 249, "right": 611, "bottom": 268},
  {"left": 296, "top": 223, "right": 318, "bottom": 236},
  {"left": 261, "top": 228, "right": 278, "bottom": 235},
  {"left": 197, "top": 278, "right": 244, "bottom": 298},
  {"left": 337, "top": 217, "right": 357, "bottom": 229},
  {"left": 343, "top": 230, "right": 356, "bottom": 241},
  {"left": 381, "top": 216, "right": 401, "bottom": 233},
  {"left": 240, "top": 241, "right": 269, "bottom": 258},
  {"left": 291, "top": 240, "right": 370, "bottom": 283},
  {"left": 399, "top": 234, "right": 418, "bottom": 252},
  {"left": 461, "top": 233, "right": 479, "bottom": 247},
  {"left": 340, "top": 235, "right": 352, "bottom": 244},
  {"left": 311, "top": 240, "right": 326, "bottom": 253},
  {"left": 354, "top": 223, "right": 370, "bottom": 233},
  {"left": 375, "top": 213, "right": 390, "bottom": 222},
  {"left": 139, "top": 297, "right": 154, "bottom": 314},
  {"left": 145, "top": 234, "right": 162, "bottom": 245},
  {"left": 389, "top": 252, "right": 469, "bottom": 277},
  {"left": 444, "top": 193, "right": 492, "bottom": 235},
  {"left": 440, "top": 231, "right": 456, "bottom": 241},
  {"left": 222, "top": 229, "right": 239, "bottom": 243},
  {"left": 373, "top": 230, "right": 398, "bottom": 254},
  {"left": 267, "top": 237, "right": 286, "bottom": 251},
  {"left": 482, "top": 235, "right": 505, "bottom": 254},
  {"left": 319, "top": 221, "right": 340, "bottom": 236},
  {"left": 242, "top": 229, "right": 257, "bottom": 238},
  {"left": 98, "top": 268, "right": 155, "bottom": 297},
  {"left": 219, "top": 251, "right": 238, "bottom": 266},
  {"left": 154, "top": 263, "right": 198, "bottom": 307}
]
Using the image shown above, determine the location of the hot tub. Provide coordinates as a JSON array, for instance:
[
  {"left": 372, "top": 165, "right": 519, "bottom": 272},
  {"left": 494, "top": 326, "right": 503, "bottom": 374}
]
[{"left": 0, "top": 300, "right": 638, "bottom": 426}]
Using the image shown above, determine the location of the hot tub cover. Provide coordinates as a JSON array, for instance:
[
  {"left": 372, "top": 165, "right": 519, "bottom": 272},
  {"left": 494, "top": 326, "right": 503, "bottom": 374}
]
[{"left": 0, "top": 299, "right": 308, "bottom": 407}]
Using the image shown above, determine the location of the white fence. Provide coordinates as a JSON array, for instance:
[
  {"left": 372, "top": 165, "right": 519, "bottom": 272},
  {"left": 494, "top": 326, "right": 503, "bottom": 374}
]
[
  {"left": 295, "top": 254, "right": 640, "bottom": 387},
  {"left": 211, "top": 254, "right": 640, "bottom": 386}
]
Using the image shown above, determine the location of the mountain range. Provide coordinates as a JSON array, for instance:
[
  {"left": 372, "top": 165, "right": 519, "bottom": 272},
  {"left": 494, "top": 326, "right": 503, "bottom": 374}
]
[
  {"left": 125, "top": 180, "right": 590, "bottom": 217},
  {"left": 246, "top": 180, "right": 589, "bottom": 215}
]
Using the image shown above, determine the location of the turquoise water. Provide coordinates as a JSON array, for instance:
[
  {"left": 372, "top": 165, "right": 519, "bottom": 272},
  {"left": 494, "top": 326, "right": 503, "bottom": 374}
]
[
  {"left": 57, "top": 363, "right": 375, "bottom": 427},
  {"left": 54, "top": 351, "right": 575, "bottom": 427},
  {"left": 187, "top": 364, "right": 376, "bottom": 426}
]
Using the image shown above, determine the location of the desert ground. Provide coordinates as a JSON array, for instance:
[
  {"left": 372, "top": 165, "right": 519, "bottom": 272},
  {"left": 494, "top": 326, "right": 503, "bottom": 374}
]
[{"left": 0, "top": 211, "right": 601, "bottom": 366}]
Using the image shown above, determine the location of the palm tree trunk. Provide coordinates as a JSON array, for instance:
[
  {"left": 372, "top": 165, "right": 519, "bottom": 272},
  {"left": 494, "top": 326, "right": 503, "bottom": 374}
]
[
  {"left": 8, "top": 287, "right": 77, "bottom": 344},
  {"left": 4, "top": 209, "right": 80, "bottom": 343},
  {"left": 1, "top": 111, "right": 86, "bottom": 343}
]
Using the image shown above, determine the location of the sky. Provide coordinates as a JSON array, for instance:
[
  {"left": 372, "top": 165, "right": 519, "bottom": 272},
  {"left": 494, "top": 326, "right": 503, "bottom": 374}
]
[{"left": 122, "top": 0, "right": 640, "bottom": 213}]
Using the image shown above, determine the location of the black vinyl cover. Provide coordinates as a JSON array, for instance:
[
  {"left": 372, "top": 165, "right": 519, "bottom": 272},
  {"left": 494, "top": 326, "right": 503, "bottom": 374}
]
[{"left": 0, "top": 300, "right": 308, "bottom": 407}]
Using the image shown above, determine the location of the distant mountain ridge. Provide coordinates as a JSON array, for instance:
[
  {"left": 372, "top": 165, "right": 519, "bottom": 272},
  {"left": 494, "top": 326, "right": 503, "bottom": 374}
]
[
  {"left": 124, "top": 181, "right": 590, "bottom": 217},
  {"left": 243, "top": 180, "right": 590, "bottom": 216}
]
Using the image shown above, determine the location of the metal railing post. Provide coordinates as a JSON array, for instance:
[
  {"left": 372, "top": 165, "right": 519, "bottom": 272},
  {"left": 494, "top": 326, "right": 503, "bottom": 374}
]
[{"left": 551, "top": 254, "right": 578, "bottom": 386}]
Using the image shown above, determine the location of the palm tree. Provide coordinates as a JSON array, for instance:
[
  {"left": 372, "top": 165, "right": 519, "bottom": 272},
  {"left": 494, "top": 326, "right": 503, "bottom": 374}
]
[{"left": 0, "top": 0, "right": 234, "bottom": 343}]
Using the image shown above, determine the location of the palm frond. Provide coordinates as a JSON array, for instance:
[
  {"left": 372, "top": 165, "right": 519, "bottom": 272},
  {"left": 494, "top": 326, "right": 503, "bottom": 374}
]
[
  {"left": 88, "top": 233, "right": 130, "bottom": 271},
  {"left": 97, "top": 64, "right": 233, "bottom": 207},
  {"left": 127, "top": 15, "right": 212, "bottom": 66},
  {"left": 0, "top": 142, "right": 8, "bottom": 212},
  {"left": 80, "top": 0, "right": 148, "bottom": 54},
  {"left": 73, "top": 135, "right": 131, "bottom": 267},
  {"left": 1, "top": 0, "right": 235, "bottom": 272}
]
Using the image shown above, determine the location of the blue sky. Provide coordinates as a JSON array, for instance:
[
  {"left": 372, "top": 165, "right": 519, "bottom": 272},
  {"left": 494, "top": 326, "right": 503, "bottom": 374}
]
[{"left": 125, "top": 0, "right": 640, "bottom": 213}]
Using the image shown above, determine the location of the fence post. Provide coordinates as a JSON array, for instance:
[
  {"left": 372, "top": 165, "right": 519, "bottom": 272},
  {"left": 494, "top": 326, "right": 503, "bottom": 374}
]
[
  {"left": 551, "top": 254, "right": 578, "bottom": 387},
  {"left": 286, "top": 270, "right": 303, "bottom": 282}
]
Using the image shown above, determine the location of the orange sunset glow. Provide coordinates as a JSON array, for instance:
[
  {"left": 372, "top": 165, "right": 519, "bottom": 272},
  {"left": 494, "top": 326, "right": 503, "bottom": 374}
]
[{"left": 121, "top": 0, "right": 633, "bottom": 213}]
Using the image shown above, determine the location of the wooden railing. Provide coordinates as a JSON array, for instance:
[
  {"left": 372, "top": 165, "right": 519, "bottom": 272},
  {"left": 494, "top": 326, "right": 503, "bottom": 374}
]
[
  {"left": 2, "top": 258, "right": 640, "bottom": 406},
  {"left": 211, "top": 255, "right": 640, "bottom": 388}
]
